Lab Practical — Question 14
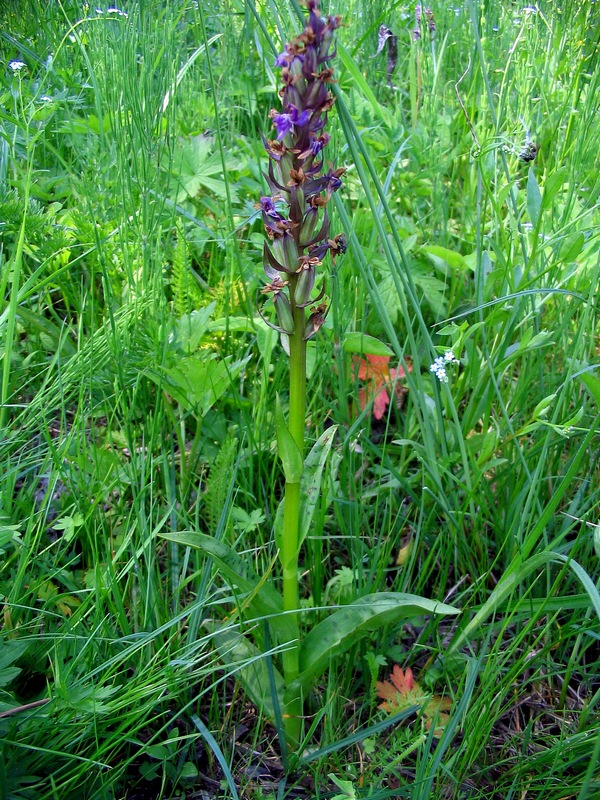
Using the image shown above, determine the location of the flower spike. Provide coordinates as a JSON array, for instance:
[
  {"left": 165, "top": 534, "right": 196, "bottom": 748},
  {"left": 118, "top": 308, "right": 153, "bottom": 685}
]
[{"left": 257, "top": 0, "right": 346, "bottom": 342}]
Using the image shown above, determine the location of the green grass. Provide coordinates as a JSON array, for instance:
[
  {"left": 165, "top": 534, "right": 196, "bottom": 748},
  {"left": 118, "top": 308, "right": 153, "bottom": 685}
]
[{"left": 1, "top": 0, "right": 600, "bottom": 797}]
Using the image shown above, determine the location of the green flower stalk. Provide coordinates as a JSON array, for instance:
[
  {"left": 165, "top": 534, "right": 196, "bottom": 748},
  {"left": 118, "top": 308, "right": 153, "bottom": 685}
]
[{"left": 257, "top": 0, "right": 346, "bottom": 746}]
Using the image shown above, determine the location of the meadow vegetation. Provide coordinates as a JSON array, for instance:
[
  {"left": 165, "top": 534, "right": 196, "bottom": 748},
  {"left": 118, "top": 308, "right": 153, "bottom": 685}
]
[{"left": 1, "top": 0, "right": 600, "bottom": 797}]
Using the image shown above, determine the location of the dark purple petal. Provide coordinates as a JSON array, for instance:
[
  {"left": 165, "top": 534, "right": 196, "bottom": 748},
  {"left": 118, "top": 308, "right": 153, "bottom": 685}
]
[
  {"left": 275, "top": 49, "right": 290, "bottom": 67},
  {"left": 272, "top": 112, "right": 295, "bottom": 140},
  {"left": 260, "top": 196, "right": 280, "bottom": 217}
]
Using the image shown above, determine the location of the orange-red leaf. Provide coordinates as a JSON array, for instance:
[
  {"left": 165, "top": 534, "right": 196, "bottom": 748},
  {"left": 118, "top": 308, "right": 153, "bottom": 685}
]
[
  {"left": 353, "top": 355, "right": 411, "bottom": 420},
  {"left": 376, "top": 664, "right": 452, "bottom": 735}
]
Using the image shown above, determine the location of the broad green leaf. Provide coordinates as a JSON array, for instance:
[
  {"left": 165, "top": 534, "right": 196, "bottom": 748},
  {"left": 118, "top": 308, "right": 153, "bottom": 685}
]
[
  {"left": 558, "top": 231, "right": 585, "bottom": 264},
  {"left": 275, "top": 395, "right": 303, "bottom": 484},
  {"left": 294, "top": 593, "right": 459, "bottom": 691},
  {"left": 155, "top": 355, "right": 249, "bottom": 417},
  {"left": 526, "top": 168, "right": 542, "bottom": 227},
  {"left": 171, "top": 135, "right": 238, "bottom": 202},
  {"left": 343, "top": 333, "right": 393, "bottom": 357},
  {"left": 275, "top": 425, "right": 339, "bottom": 552},
  {"left": 412, "top": 269, "right": 448, "bottom": 317},
  {"left": 579, "top": 371, "right": 600, "bottom": 410},
  {"left": 159, "top": 531, "right": 294, "bottom": 645},
  {"left": 421, "top": 245, "right": 467, "bottom": 271},
  {"left": 0, "top": 639, "right": 29, "bottom": 673},
  {"left": 205, "top": 621, "right": 284, "bottom": 724},
  {"left": 542, "top": 167, "right": 568, "bottom": 209},
  {"left": 170, "top": 302, "right": 216, "bottom": 354}
]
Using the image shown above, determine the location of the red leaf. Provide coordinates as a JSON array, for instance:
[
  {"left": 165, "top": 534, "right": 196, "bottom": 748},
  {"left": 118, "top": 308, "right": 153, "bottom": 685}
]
[{"left": 353, "top": 354, "right": 411, "bottom": 419}]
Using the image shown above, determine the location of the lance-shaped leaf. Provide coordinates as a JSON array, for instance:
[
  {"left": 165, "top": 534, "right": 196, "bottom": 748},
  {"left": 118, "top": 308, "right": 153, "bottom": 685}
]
[
  {"left": 205, "top": 621, "right": 285, "bottom": 725},
  {"left": 275, "top": 394, "right": 304, "bottom": 484},
  {"left": 274, "top": 424, "right": 339, "bottom": 553},
  {"left": 291, "top": 593, "right": 460, "bottom": 692},
  {"left": 159, "top": 531, "right": 295, "bottom": 646}
]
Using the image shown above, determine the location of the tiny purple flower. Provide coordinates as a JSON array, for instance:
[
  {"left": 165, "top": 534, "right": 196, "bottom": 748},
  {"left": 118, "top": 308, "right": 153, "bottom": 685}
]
[
  {"left": 271, "top": 104, "right": 310, "bottom": 141},
  {"left": 260, "top": 196, "right": 281, "bottom": 217},
  {"left": 275, "top": 49, "right": 289, "bottom": 67}
]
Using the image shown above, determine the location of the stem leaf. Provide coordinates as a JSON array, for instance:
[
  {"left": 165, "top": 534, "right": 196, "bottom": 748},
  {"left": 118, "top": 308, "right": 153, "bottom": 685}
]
[
  {"left": 159, "top": 531, "right": 295, "bottom": 645},
  {"left": 204, "top": 621, "right": 285, "bottom": 725},
  {"left": 274, "top": 425, "right": 339, "bottom": 552},
  {"left": 275, "top": 394, "right": 304, "bottom": 484},
  {"left": 526, "top": 167, "right": 542, "bottom": 227}
]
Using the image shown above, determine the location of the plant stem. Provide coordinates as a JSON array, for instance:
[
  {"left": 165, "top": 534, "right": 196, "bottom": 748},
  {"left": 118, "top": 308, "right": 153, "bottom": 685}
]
[{"left": 281, "top": 298, "right": 306, "bottom": 747}]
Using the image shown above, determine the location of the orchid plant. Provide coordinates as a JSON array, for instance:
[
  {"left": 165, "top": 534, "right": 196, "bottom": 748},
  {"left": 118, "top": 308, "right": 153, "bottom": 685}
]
[{"left": 162, "top": 0, "right": 458, "bottom": 755}]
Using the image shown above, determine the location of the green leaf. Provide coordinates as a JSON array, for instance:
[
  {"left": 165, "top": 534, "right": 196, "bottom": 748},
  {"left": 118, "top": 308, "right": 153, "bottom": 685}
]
[
  {"left": 205, "top": 621, "right": 285, "bottom": 724},
  {"left": 558, "top": 232, "right": 585, "bottom": 264},
  {"left": 542, "top": 167, "right": 568, "bottom": 209},
  {"left": 337, "top": 44, "right": 391, "bottom": 126},
  {"left": 343, "top": 333, "right": 393, "bottom": 357},
  {"left": 155, "top": 355, "right": 249, "bottom": 417},
  {"left": 169, "top": 302, "right": 216, "bottom": 353},
  {"left": 526, "top": 168, "right": 542, "bottom": 227},
  {"left": 0, "top": 639, "right": 28, "bottom": 673},
  {"left": 171, "top": 135, "right": 238, "bottom": 202},
  {"left": 52, "top": 512, "right": 84, "bottom": 543},
  {"left": 421, "top": 245, "right": 467, "bottom": 271},
  {"left": 275, "top": 395, "right": 303, "bottom": 484},
  {"left": 274, "top": 425, "right": 338, "bottom": 552},
  {"left": 531, "top": 393, "right": 556, "bottom": 419},
  {"left": 159, "top": 531, "right": 294, "bottom": 646},
  {"left": 448, "top": 551, "right": 600, "bottom": 655},
  {"left": 294, "top": 593, "right": 459, "bottom": 691},
  {"left": 579, "top": 371, "right": 600, "bottom": 410}
]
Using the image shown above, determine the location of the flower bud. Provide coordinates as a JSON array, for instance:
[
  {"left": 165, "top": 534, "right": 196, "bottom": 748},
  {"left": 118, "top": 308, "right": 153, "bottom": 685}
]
[
  {"left": 273, "top": 231, "right": 299, "bottom": 273},
  {"left": 274, "top": 291, "right": 295, "bottom": 334},
  {"left": 294, "top": 264, "right": 316, "bottom": 307},
  {"left": 300, "top": 207, "right": 319, "bottom": 245}
]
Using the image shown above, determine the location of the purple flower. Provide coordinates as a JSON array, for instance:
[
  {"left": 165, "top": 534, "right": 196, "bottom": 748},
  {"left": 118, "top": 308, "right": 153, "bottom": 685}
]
[
  {"left": 275, "top": 48, "right": 290, "bottom": 67},
  {"left": 270, "top": 104, "right": 310, "bottom": 141},
  {"left": 260, "top": 196, "right": 282, "bottom": 218}
]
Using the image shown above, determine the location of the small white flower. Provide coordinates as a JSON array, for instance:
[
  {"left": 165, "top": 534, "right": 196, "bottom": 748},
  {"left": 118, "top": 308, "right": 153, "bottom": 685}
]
[
  {"left": 8, "top": 60, "right": 26, "bottom": 72},
  {"left": 430, "top": 351, "right": 460, "bottom": 383},
  {"left": 522, "top": 222, "right": 534, "bottom": 233}
]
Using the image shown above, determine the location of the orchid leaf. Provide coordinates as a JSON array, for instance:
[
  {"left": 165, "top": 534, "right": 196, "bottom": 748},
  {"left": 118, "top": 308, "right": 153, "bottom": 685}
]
[
  {"left": 292, "top": 593, "right": 459, "bottom": 691},
  {"left": 274, "top": 425, "right": 338, "bottom": 552},
  {"left": 275, "top": 394, "right": 303, "bottom": 484},
  {"left": 205, "top": 621, "right": 285, "bottom": 724},
  {"left": 159, "top": 531, "right": 294, "bottom": 646}
]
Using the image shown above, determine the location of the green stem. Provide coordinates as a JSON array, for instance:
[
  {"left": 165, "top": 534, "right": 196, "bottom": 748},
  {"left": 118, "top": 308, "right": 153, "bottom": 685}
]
[{"left": 281, "top": 298, "right": 306, "bottom": 748}]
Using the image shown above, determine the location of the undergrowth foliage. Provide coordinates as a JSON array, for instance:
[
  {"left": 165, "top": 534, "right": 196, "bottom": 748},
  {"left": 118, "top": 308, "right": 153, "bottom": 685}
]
[{"left": 0, "top": 0, "right": 600, "bottom": 798}]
